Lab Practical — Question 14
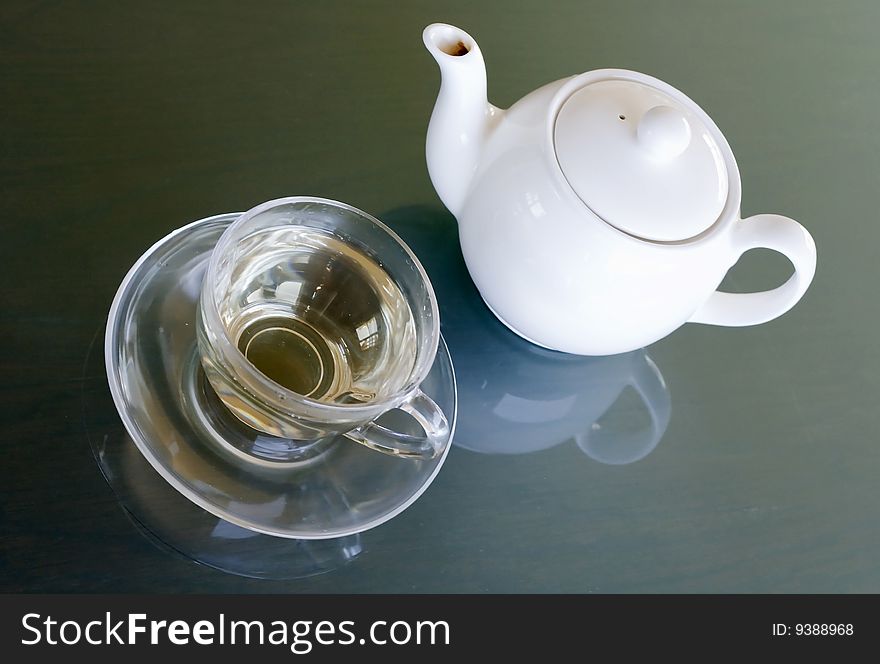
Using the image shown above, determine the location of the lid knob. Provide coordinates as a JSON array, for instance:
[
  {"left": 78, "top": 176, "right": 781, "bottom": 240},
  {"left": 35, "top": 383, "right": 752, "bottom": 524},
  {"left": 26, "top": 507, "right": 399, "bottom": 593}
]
[{"left": 637, "top": 105, "right": 691, "bottom": 160}]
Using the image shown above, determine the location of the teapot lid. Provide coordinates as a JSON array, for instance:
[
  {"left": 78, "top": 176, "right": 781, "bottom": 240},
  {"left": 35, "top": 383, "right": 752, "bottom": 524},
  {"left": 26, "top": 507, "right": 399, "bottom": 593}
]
[{"left": 554, "top": 78, "right": 728, "bottom": 242}]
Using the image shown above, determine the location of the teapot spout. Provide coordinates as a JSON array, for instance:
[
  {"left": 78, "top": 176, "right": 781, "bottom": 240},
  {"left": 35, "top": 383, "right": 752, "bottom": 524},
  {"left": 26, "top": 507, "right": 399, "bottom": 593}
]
[{"left": 423, "top": 23, "right": 500, "bottom": 216}]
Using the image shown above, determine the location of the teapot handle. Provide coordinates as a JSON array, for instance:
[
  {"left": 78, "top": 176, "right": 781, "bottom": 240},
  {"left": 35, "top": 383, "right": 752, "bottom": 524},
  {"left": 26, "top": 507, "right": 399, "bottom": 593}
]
[{"left": 688, "top": 213, "right": 817, "bottom": 327}]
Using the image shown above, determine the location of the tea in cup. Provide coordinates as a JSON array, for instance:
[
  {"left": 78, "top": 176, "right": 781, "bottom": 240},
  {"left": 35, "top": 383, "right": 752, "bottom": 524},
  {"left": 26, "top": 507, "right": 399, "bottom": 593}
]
[{"left": 197, "top": 197, "right": 448, "bottom": 460}]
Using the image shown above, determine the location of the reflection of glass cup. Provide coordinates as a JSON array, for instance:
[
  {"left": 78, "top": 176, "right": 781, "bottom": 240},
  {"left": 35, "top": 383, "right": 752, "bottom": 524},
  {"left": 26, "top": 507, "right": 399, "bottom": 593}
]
[
  {"left": 196, "top": 197, "right": 448, "bottom": 460},
  {"left": 113, "top": 427, "right": 364, "bottom": 580}
]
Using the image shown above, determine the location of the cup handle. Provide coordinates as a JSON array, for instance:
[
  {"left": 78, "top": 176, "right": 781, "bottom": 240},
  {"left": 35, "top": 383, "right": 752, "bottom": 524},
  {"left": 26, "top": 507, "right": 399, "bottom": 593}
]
[
  {"left": 575, "top": 353, "right": 671, "bottom": 465},
  {"left": 688, "top": 214, "right": 817, "bottom": 326},
  {"left": 344, "top": 388, "right": 449, "bottom": 459}
]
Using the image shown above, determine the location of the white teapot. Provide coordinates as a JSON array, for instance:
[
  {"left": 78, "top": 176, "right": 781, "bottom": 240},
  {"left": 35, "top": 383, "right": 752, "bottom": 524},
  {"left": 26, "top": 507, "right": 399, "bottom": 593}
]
[{"left": 423, "top": 23, "right": 817, "bottom": 355}]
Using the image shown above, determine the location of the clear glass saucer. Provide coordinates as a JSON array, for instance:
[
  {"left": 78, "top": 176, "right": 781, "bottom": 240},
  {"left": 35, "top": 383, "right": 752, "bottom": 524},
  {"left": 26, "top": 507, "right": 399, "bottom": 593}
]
[
  {"left": 102, "top": 213, "right": 456, "bottom": 540},
  {"left": 84, "top": 342, "right": 364, "bottom": 578}
]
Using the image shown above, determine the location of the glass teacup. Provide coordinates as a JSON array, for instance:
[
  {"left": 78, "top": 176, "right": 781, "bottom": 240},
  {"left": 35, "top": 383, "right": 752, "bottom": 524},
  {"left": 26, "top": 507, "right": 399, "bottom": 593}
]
[{"left": 197, "top": 197, "right": 448, "bottom": 460}]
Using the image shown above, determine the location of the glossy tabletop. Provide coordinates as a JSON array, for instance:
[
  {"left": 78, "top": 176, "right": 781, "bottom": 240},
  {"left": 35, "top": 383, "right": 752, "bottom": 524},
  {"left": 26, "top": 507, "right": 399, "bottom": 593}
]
[{"left": 2, "top": 0, "right": 879, "bottom": 592}]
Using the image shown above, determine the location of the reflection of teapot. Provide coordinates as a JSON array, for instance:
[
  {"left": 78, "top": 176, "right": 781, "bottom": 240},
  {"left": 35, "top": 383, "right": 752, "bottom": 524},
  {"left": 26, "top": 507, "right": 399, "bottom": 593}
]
[
  {"left": 453, "top": 343, "right": 670, "bottom": 465},
  {"left": 423, "top": 23, "right": 816, "bottom": 355},
  {"left": 380, "top": 206, "right": 670, "bottom": 465},
  {"left": 443, "top": 282, "right": 671, "bottom": 465}
]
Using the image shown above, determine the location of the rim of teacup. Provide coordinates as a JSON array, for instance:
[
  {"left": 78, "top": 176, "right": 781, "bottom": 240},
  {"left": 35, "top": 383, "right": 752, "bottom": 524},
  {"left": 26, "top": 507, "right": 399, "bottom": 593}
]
[{"left": 199, "top": 196, "right": 441, "bottom": 417}]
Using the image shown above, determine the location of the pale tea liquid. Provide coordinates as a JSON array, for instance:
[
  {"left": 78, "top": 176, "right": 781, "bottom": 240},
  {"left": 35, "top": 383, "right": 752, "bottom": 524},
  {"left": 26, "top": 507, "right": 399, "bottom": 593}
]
[{"left": 214, "top": 226, "right": 418, "bottom": 405}]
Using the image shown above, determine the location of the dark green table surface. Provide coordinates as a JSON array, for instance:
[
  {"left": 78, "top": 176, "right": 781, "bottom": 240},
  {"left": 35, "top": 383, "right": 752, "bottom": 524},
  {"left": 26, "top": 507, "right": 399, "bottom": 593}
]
[{"left": 3, "top": 0, "right": 879, "bottom": 592}]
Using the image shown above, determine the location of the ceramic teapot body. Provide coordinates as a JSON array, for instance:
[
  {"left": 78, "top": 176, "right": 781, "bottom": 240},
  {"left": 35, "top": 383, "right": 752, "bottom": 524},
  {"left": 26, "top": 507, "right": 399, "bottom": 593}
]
[
  {"left": 377, "top": 204, "right": 670, "bottom": 463},
  {"left": 423, "top": 24, "right": 816, "bottom": 355}
]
